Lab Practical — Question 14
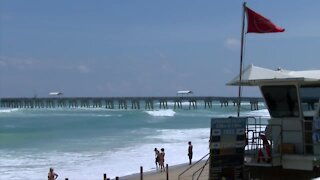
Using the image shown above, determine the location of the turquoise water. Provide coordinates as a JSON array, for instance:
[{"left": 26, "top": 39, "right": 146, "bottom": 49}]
[{"left": 0, "top": 103, "right": 268, "bottom": 180}]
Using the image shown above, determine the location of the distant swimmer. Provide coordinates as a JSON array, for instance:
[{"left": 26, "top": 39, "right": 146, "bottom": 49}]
[{"left": 48, "top": 167, "right": 58, "bottom": 180}]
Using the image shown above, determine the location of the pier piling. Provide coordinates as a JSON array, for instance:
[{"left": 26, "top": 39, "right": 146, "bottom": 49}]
[
  {"left": 189, "top": 100, "right": 197, "bottom": 109},
  {"left": 105, "top": 100, "right": 114, "bottom": 109},
  {"left": 166, "top": 164, "right": 169, "bottom": 180},
  {"left": 159, "top": 99, "right": 168, "bottom": 109},
  {"left": 140, "top": 166, "right": 143, "bottom": 180},
  {"left": 174, "top": 100, "right": 182, "bottom": 109},
  {"left": 250, "top": 101, "right": 259, "bottom": 110},
  {"left": 131, "top": 100, "right": 140, "bottom": 109},
  {"left": 144, "top": 99, "right": 153, "bottom": 110}
]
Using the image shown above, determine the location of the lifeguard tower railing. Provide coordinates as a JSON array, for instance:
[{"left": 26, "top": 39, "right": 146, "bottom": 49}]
[{"left": 244, "top": 116, "right": 283, "bottom": 167}]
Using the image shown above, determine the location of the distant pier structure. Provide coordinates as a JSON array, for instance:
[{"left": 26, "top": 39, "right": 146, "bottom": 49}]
[{"left": 0, "top": 96, "right": 263, "bottom": 110}]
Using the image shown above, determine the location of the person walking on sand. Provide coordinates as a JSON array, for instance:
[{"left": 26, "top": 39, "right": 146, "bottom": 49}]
[
  {"left": 188, "top": 141, "right": 193, "bottom": 165},
  {"left": 159, "top": 148, "right": 165, "bottom": 172},
  {"left": 154, "top": 148, "right": 160, "bottom": 169},
  {"left": 48, "top": 167, "right": 58, "bottom": 180}
]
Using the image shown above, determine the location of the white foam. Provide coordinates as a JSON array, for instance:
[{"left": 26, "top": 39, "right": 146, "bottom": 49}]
[
  {"left": 149, "top": 128, "right": 209, "bottom": 143},
  {"left": 145, "top": 109, "right": 176, "bottom": 117},
  {"left": 0, "top": 128, "right": 210, "bottom": 180},
  {"left": 243, "top": 109, "right": 270, "bottom": 118},
  {"left": 0, "top": 108, "right": 20, "bottom": 113},
  {"left": 96, "top": 128, "right": 210, "bottom": 178}
]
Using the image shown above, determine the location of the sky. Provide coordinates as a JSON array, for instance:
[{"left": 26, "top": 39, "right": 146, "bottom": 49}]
[{"left": 0, "top": 0, "right": 319, "bottom": 97}]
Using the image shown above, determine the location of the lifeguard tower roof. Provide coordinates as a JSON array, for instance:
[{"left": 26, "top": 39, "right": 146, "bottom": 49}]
[{"left": 227, "top": 64, "right": 320, "bottom": 86}]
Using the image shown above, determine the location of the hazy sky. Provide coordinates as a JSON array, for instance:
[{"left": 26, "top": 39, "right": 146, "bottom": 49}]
[{"left": 1, "top": 0, "right": 319, "bottom": 97}]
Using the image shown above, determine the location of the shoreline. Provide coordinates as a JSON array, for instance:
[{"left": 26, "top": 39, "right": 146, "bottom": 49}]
[{"left": 117, "top": 160, "right": 209, "bottom": 180}]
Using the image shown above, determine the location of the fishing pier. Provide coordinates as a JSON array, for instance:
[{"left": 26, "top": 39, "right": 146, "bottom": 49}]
[{"left": 0, "top": 96, "right": 263, "bottom": 110}]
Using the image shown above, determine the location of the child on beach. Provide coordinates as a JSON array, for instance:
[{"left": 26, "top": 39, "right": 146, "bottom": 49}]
[
  {"left": 154, "top": 148, "right": 160, "bottom": 168},
  {"left": 159, "top": 148, "right": 165, "bottom": 172},
  {"left": 48, "top": 167, "right": 58, "bottom": 180}
]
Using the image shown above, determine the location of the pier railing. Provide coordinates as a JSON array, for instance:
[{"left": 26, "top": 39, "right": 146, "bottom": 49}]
[{"left": 0, "top": 96, "right": 263, "bottom": 110}]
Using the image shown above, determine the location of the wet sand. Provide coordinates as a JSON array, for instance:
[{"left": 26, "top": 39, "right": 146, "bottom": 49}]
[{"left": 119, "top": 160, "right": 209, "bottom": 180}]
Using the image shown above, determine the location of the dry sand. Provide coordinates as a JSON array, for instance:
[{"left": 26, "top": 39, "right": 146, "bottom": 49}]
[{"left": 118, "top": 160, "right": 209, "bottom": 180}]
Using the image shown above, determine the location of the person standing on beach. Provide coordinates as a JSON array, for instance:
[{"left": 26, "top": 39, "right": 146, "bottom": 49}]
[
  {"left": 188, "top": 141, "right": 193, "bottom": 165},
  {"left": 48, "top": 167, "right": 58, "bottom": 180},
  {"left": 154, "top": 148, "right": 160, "bottom": 168},
  {"left": 159, "top": 148, "right": 165, "bottom": 172}
]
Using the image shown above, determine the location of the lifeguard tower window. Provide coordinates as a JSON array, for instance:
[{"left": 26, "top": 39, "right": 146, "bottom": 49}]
[
  {"left": 300, "top": 85, "right": 320, "bottom": 112},
  {"left": 261, "top": 85, "right": 299, "bottom": 118}
]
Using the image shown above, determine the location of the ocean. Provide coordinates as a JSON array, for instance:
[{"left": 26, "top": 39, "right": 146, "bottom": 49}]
[{"left": 0, "top": 102, "right": 269, "bottom": 180}]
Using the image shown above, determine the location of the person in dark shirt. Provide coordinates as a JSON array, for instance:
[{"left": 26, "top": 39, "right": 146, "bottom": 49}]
[
  {"left": 154, "top": 148, "right": 160, "bottom": 169},
  {"left": 188, "top": 141, "right": 193, "bottom": 165}
]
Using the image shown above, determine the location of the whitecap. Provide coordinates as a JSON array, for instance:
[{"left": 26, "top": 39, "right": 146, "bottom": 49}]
[
  {"left": 243, "top": 109, "right": 270, "bottom": 118},
  {"left": 145, "top": 109, "right": 176, "bottom": 117},
  {"left": 0, "top": 108, "right": 20, "bottom": 113}
]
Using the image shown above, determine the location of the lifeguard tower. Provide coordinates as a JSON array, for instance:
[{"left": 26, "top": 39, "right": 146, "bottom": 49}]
[{"left": 226, "top": 64, "right": 320, "bottom": 179}]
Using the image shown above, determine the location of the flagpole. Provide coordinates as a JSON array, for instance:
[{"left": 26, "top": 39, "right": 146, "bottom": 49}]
[{"left": 237, "top": 2, "right": 246, "bottom": 117}]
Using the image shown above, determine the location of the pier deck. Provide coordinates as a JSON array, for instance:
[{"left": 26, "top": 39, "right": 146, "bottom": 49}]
[{"left": 0, "top": 96, "right": 263, "bottom": 110}]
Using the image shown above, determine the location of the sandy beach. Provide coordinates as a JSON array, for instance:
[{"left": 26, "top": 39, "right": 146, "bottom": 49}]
[{"left": 118, "top": 160, "right": 209, "bottom": 180}]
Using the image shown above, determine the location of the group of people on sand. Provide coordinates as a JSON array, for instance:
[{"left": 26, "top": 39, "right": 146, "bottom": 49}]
[
  {"left": 154, "top": 141, "right": 193, "bottom": 172},
  {"left": 48, "top": 141, "right": 193, "bottom": 178},
  {"left": 154, "top": 147, "right": 166, "bottom": 172}
]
